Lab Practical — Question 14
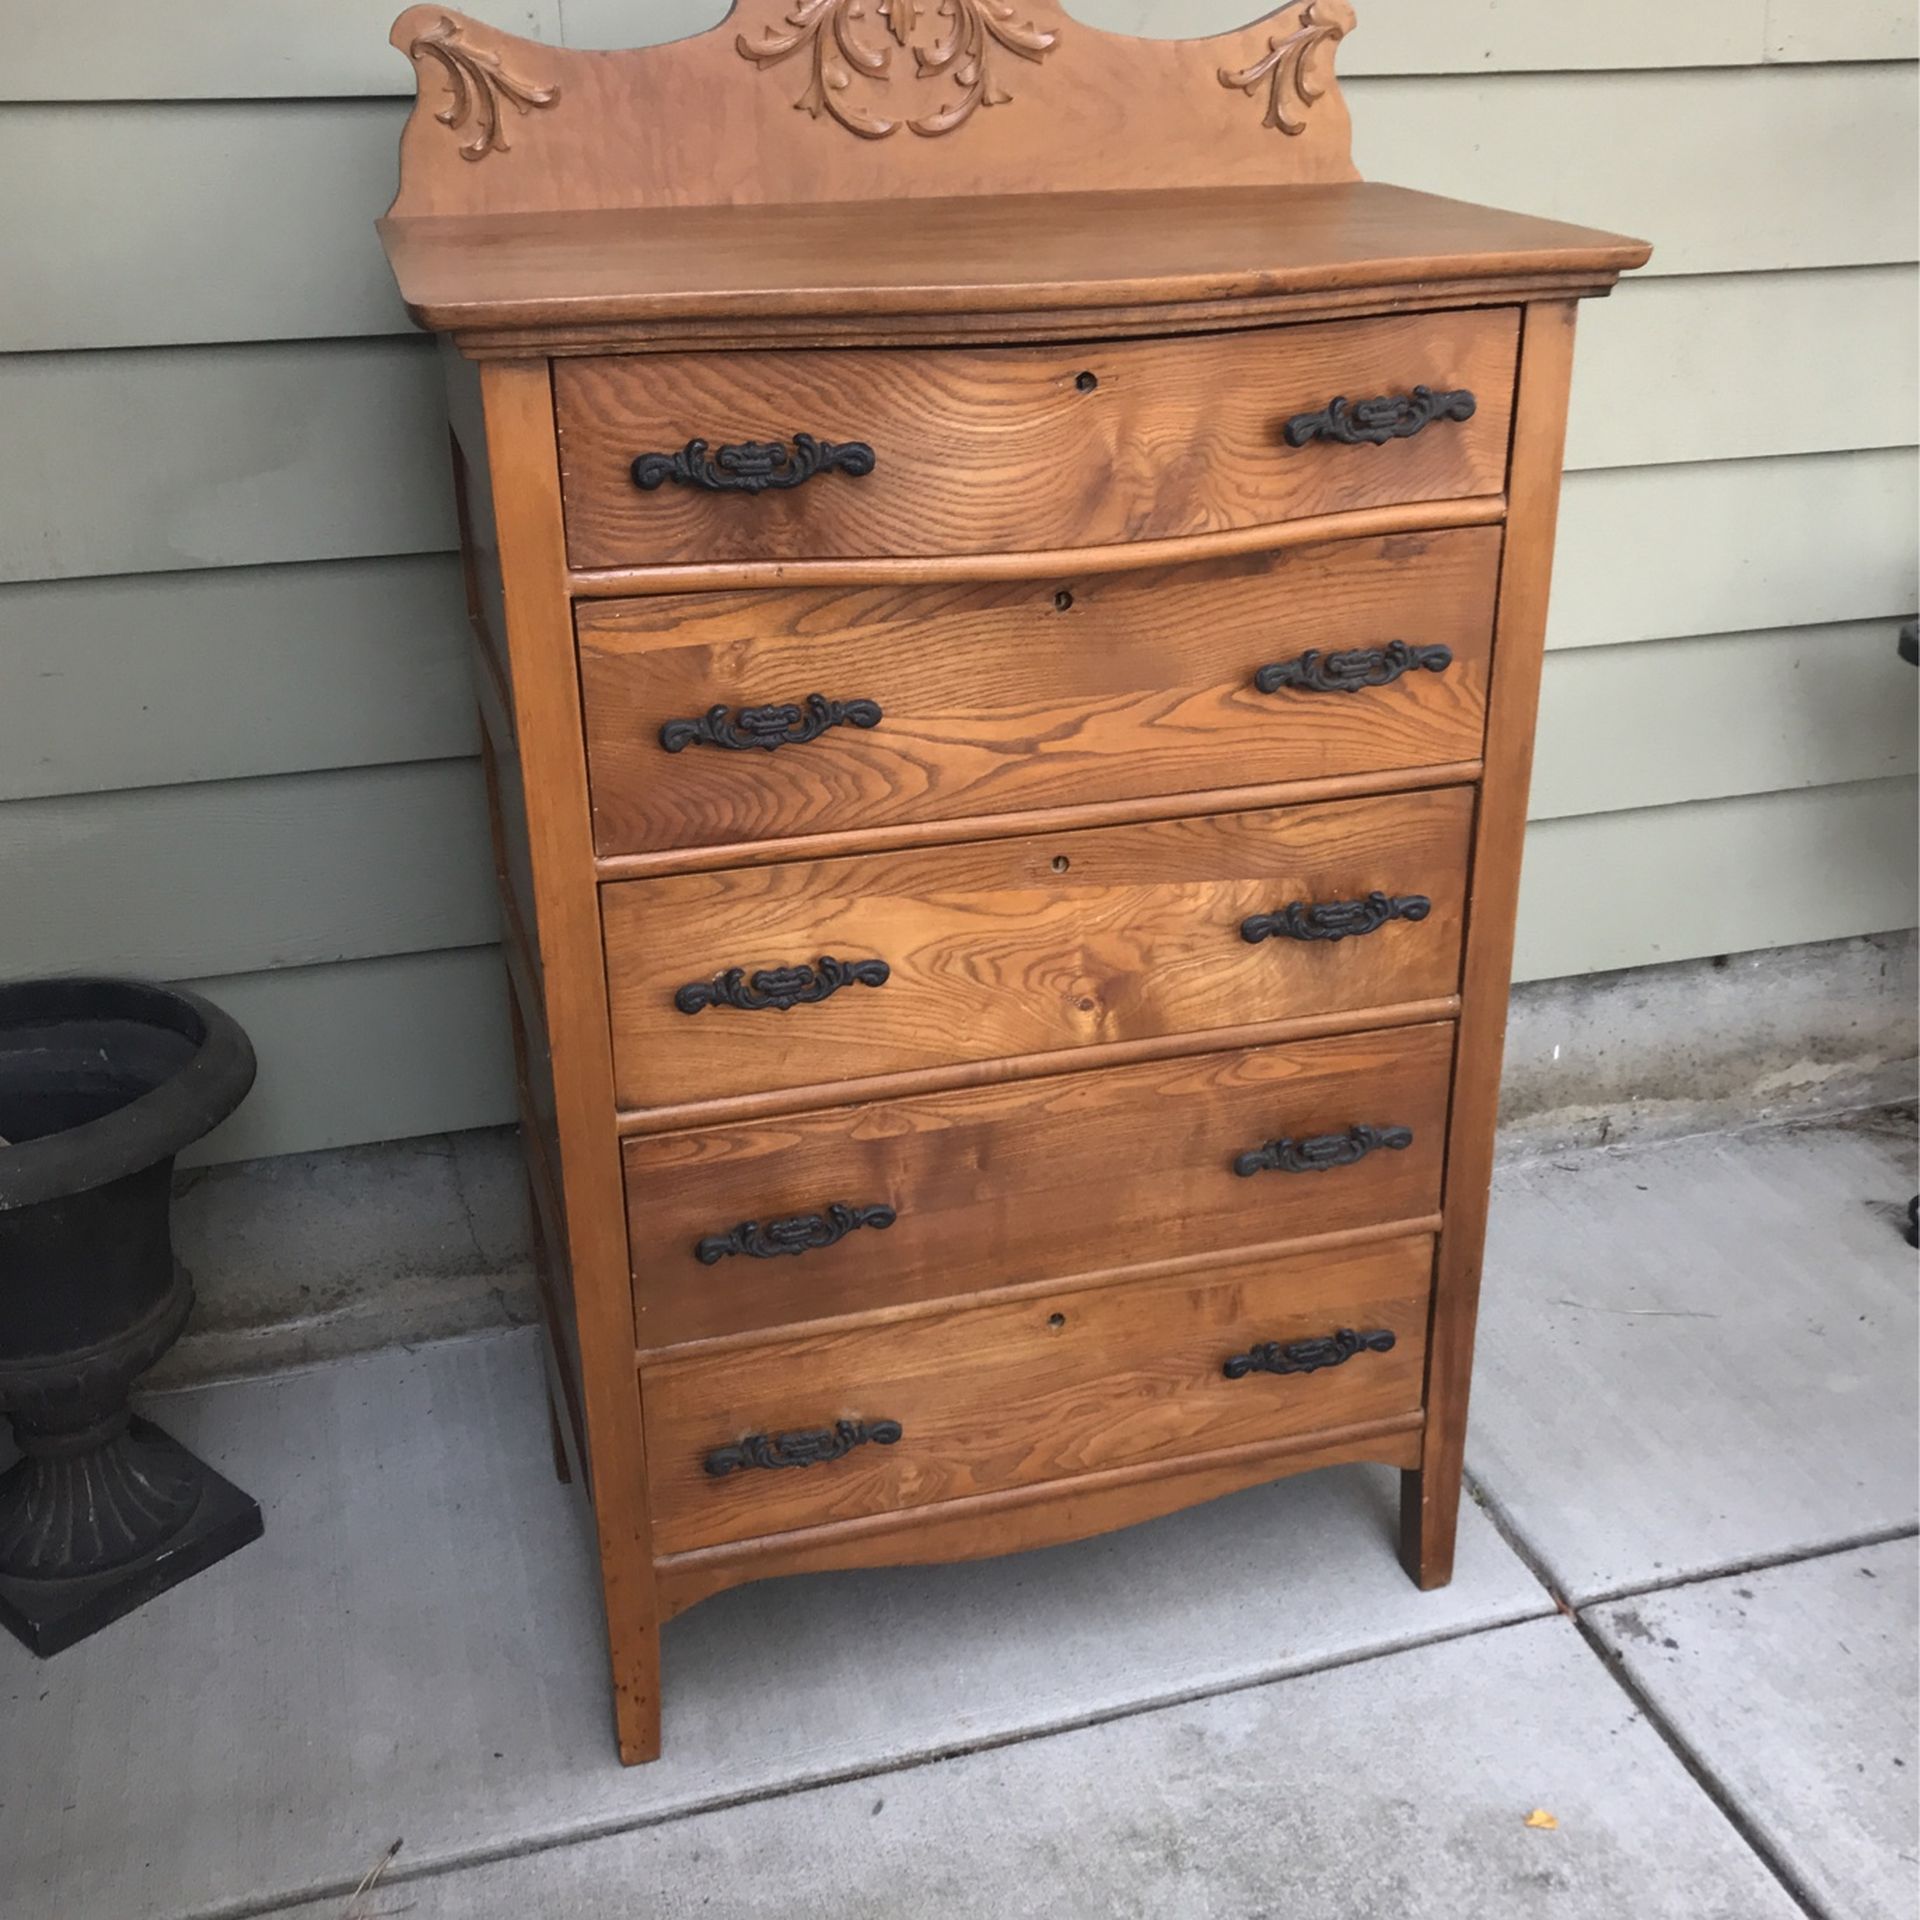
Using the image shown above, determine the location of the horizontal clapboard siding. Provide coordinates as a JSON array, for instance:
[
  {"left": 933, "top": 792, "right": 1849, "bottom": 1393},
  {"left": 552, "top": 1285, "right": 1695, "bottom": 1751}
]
[
  {"left": 1516, "top": 779, "right": 1920, "bottom": 983},
  {"left": 1553, "top": 448, "right": 1919, "bottom": 651},
  {"left": 1531, "top": 623, "right": 1919, "bottom": 819},
  {"left": 0, "top": 556, "right": 473, "bottom": 802},
  {"left": 179, "top": 948, "right": 513, "bottom": 1167},
  {"left": 2, "top": 5, "right": 1914, "bottom": 1161},
  {"left": 2, "top": 762, "right": 497, "bottom": 979}
]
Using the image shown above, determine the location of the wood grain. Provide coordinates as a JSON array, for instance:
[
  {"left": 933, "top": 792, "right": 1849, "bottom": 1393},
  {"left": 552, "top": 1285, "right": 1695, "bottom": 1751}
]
[
  {"left": 625, "top": 1020, "right": 1453, "bottom": 1347},
  {"left": 474, "top": 359, "right": 663, "bottom": 1764},
  {"left": 1401, "top": 298, "right": 1576, "bottom": 1591},
  {"left": 605, "top": 787, "right": 1473, "bottom": 1106},
  {"left": 578, "top": 525, "right": 1499, "bottom": 853},
  {"left": 383, "top": 2, "right": 1361, "bottom": 219},
  {"left": 553, "top": 311, "right": 1519, "bottom": 568},
  {"left": 643, "top": 1233, "right": 1433, "bottom": 1553},
  {"left": 656, "top": 1410, "right": 1424, "bottom": 1617},
  {"left": 380, "top": 180, "right": 1647, "bottom": 343}
]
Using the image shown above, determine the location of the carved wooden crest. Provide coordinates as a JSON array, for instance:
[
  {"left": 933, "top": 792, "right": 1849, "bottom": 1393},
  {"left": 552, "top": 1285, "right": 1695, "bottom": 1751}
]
[{"left": 384, "top": 3, "right": 1362, "bottom": 215}]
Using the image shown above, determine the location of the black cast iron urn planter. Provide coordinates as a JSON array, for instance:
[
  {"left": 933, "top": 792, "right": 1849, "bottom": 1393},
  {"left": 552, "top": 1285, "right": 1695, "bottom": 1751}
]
[{"left": 0, "top": 977, "right": 262, "bottom": 1654}]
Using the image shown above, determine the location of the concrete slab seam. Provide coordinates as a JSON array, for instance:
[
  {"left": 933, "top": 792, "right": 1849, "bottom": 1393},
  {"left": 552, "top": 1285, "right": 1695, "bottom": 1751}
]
[{"left": 1459, "top": 1468, "right": 1844, "bottom": 1920}]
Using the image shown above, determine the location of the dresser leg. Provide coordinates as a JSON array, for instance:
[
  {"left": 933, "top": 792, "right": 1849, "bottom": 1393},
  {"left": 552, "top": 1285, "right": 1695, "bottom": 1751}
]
[
  {"left": 1397, "top": 1461, "right": 1460, "bottom": 1591},
  {"left": 612, "top": 1626, "right": 663, "bottom": 1765}
]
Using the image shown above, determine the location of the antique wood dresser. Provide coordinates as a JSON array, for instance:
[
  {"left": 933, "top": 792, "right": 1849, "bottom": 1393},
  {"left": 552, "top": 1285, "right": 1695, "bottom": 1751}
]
[{"left": 378, "top": 0, "right": 1648, "bottom": 1762}]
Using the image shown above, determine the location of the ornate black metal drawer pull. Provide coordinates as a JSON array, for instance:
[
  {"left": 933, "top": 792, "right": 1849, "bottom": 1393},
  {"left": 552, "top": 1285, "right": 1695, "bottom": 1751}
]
[
  {"left": 659, "top": 693, "right": 883, "bottom": 754},
  {"left": 694, "top": 1202, "right": 896, "bottom": 1265},
  {"left": 1242, "top": 893, "right": 1432, "bottom": 945},
  {"left": 1283, "top": 386, "right": 1477, "bottom": 449},
  {"left": 1223, "top": 1328, "right": 1397, "bottom": 1380},
  {"left": 1254, "top": 639, "right": 1453, "bottom": 696},
  {"left": 675, "top": 954, "right": 890, "bottom": 1016},
  {"left": 705, "top": 1418, "right": 903, "bottom": 1477},
  {"left": 1233, "top": 1123, "right": 1413, "bottom": 1180},
  {"left": 631, "top": 434, "right": 876, "bottom": 495}
]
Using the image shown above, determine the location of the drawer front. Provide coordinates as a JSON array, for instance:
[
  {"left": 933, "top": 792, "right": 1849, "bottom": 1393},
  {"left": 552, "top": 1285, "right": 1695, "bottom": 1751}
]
[
  {"left": 555, "top": 311, "right": 1519, "bottom": 570},
  {"left": 626, "top": 1020, "right": 1452, "bottom": 1347},
  {"left": 644, "top": 1233, "right": 1433, "bottom": 1554},
  {"left": 605, "top": 787, "right": 1472, "bottom": 1108},
  {"left": 579, "top": 527, "right": 1500, "bottom": 855}
]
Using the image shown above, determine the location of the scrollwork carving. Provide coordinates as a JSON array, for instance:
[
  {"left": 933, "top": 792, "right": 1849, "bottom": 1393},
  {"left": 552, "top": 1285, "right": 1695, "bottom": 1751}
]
[
  {"left": 408, "top": 14, "right": 559, "bottom": 161},
  {"left": 908, "top": 0, "right": 1060, "bottom": 137},
  {"left": 1218, "top": 0, "right": 1355, "bottom": 137},
  {"left": 737, "top": 0, "right": 1059, "bottom": 140}
]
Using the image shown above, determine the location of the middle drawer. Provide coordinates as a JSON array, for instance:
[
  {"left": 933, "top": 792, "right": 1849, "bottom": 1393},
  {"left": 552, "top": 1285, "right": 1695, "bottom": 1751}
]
[
  {"left": 604, "top": 786, "right": 1471, "bottom": 1109},
  {"left": 625, "top": 1019, "right": 1453, "bottom": 1348}
]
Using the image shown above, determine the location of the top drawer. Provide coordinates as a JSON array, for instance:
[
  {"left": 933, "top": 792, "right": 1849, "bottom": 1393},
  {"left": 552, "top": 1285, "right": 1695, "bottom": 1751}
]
[{"left": 554, "top": 309, "right": 1520, "bottom": 571}]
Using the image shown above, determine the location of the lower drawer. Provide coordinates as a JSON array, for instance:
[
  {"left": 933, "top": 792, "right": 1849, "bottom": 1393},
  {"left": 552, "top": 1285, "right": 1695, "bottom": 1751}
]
[
  {"left": 644, "top": 1234, "right": 1433, "bottom": 1555},
  {"left": 625, "top": 1019, "right": 1452, "bottom": 1347}
]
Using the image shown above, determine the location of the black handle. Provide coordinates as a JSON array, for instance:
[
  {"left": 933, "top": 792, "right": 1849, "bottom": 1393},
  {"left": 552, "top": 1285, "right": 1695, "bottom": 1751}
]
[
  {"left": 1254, "top": 640, "right": 1453, "bottom": 696},
  {"left": 706, "top": 1418, "right": 903, "bottom": 1477},
  {"left": 631, "top": 434, "right": 876, "bottom": 495},
  {"left": 675, "top": 955, "right": 890, "bottom": 1016},
  {"left": 660, "top": 694, "right": 882, "bottom": 753},
  {"left": 1223, "top": 1329, "right": 1397, "bottom": 1380},
  {"left": 1233, "top": 1123, "right": 1412, "bottom": 1180},
  {"left": 695, "top": 1202, "right": 896, "bottom": 1265},
  {"left": 1242, "top": 893, "right": 1431, "bottom": 945},
  {"left": 1284, "top": 386, "right": 1476, "bottom": 449}
]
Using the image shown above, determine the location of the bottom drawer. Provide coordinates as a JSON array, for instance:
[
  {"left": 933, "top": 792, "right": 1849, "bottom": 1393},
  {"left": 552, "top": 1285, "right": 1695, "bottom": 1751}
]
[{"left": 643, "top": 1233, "right": 1432, "bottom": 1555}]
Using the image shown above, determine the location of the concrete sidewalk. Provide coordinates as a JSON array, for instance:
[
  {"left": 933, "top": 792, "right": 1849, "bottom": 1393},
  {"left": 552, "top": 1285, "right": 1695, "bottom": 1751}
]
[{"left": 3, "top": 1112, "right": 1914, "bottom": 1919}]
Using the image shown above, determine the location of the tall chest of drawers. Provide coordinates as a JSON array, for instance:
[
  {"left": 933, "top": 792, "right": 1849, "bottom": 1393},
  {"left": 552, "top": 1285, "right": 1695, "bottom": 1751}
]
[{"left": 379, "top": 1, "right": 1648, "bottom": 1762}]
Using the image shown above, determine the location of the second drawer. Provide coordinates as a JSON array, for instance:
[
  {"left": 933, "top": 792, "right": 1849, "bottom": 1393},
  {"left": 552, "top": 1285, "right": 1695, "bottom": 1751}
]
[
  {"left": 625, "top": 1019, "right": 1453, "bottom": 1346},
  {"left": 604, "top": 786, "right": 1472, "bottom": 1108}
]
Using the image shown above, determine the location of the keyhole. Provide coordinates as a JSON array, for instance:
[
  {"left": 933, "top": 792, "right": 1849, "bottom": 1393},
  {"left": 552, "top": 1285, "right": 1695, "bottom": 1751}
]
[
  {"left": 1047, "top": 1313, "right": 1067, "bottom": 1331},
  {"left": 1054, "top": 589, "right": 1075, "bottom": 612},
  {"left": 1075, "top": 371, "right": 1099, "bottom": 393},
  {"left": 1051, "top": 855, "right": 1071, "bottom": 874}
]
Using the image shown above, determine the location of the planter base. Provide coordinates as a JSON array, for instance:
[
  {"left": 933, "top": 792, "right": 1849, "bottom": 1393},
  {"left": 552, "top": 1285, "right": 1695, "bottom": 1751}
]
[{"left": 0, "top": 1417, "right": 262, "bottom": 1657}]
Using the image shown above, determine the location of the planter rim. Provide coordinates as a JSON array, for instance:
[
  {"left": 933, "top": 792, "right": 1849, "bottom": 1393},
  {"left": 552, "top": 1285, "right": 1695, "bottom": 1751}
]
[{"left": 0, "top": 976, "right": 257, "bottom": 1211}]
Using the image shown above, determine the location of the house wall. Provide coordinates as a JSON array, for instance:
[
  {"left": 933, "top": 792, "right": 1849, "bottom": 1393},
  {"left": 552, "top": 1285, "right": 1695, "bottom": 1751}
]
[{"left": 3, "top": 0, "right": 1915, "bottom": 1164}]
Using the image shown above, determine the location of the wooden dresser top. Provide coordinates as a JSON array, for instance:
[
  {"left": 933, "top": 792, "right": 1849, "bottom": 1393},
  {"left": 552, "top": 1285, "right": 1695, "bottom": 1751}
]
[{"left": 377, "top": 4, "right": 1648, "bottom": 351}]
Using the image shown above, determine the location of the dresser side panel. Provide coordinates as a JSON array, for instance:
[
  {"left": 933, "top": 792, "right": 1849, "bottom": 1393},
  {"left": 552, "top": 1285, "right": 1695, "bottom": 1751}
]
[
  {"left": 1403, "top": 297, "right": 1580, "bottom": 1586},
  {"left": 475, "top": 356, "right": 663, "bottom": 1764}
]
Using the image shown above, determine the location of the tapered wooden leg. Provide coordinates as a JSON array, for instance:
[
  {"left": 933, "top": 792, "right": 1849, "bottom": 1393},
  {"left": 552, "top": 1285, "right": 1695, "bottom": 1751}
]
[
  {"left": 612, "top": 1620, "right": 663, "bottom": 1765},
  {"left": 1398, "top": 1459, "right": 1461, "bottom": 1590}
]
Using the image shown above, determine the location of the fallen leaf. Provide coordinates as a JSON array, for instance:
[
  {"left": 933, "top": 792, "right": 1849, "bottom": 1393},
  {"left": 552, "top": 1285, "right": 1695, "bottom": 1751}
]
[{"left": 1524, "top": 1809, "right": 1559, "bottom": 1831}]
